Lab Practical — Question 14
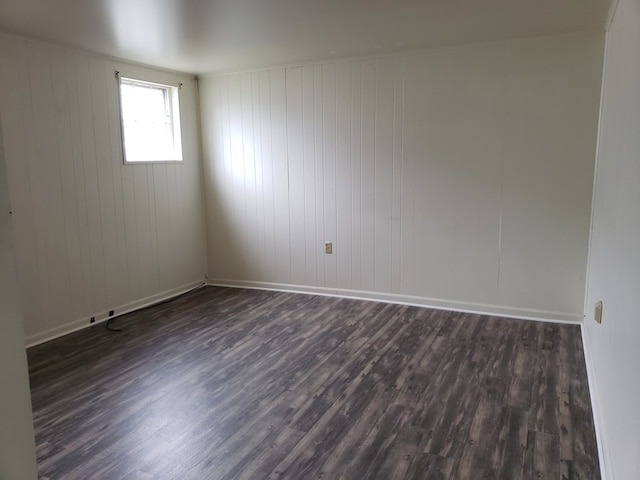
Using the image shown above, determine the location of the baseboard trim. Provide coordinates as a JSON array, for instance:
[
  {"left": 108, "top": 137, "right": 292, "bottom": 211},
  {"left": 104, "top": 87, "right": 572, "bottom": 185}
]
[
  {"left": 206, "top": 279, "right": 583, "bottom": 324},
  {"left": 580, "top": 325, "right": 612, "bottom": 480},
  {"left": 25, "top": 280, "right": 205, "bottom": 348}
]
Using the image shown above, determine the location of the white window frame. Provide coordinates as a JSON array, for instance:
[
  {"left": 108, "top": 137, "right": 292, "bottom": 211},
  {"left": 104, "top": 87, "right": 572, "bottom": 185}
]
[{"left": 116, "top": 72, "right": 184, "bottom": 164}]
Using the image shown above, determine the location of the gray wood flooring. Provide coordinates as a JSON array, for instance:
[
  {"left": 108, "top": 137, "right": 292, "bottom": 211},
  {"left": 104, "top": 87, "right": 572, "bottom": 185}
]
[{"left": 27, "top": 286, "right": 600, "bottom": 479}]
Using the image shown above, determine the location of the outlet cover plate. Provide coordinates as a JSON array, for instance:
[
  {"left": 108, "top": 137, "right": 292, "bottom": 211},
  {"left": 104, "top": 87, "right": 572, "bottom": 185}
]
[{"left": 594, "top": 300, "right": 603, "bottom": 324}]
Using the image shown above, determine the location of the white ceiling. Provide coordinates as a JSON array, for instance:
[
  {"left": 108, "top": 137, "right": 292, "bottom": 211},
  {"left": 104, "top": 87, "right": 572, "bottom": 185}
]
[{"left": 0, "top": 0, "right": 614, "bottom": 75}]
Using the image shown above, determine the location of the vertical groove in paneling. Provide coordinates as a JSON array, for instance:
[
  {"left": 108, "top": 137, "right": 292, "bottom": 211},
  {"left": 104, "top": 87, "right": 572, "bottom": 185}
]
[
  {"left": 350, "top": 61, "right": 362, "bottom": 291},
  {"left": 301, "top": 66, "right": 317, "bottom": 285},
  {"left": 240, "top": 73, "right": 253, "bottom": 279},
  {"left": 300, "top": 68, "right": 308, "bottom": 286},
  {"left": 239, "top": 74, "right": 248, "bottom": 276},
  {"left": 336, "top": 67, "right": 340, "bottom": 267},
  {"left": 121, "top": 146, "right": 139, "bottom": 299},
  {"left": 219, "top": 77, "right": 232, "bottom": 278},
  {"left": 322, "top": 63, "right": 337, "bottom": 288},
  {"left": 285, "top": 67, "right": 305, "bottom": 286},
  {"left": 147, "top": 164, "right": 160, "bottom": 295},
  {"left": 152, "top": 165, "right": 166, "bottom": 289},
  {"left": 250, "top": 72, "right": 264, "bottom": 282},
  {"left": 269, "top": 68, "right": 291, "bottom": 283},
  {"left": 391, "top": 55, "right": 404, "bottom": 294},
  {"left": 0, "top": 35, "right": 206, "bottom": 340},
  {"left": 373, "top": 59, "right": 378, "bottom": 292},
  {"left": 283, "top": 69, "right": 292, "bottom": 283},
  {"left": 360, "top": 60, "right": 376, "bottom": 292},
  {"left": 373, "top": 57, "right": 394, "bottom": 294},
  {"left": 248, "top": 72, "right": 259, "bottom": 281},
  {"left": 261, "top": 70, "right": 276, "bottom": 281},
  {"left": 313, "top": 65, "right": 325, "bottom": 286},
  {"left": 172, "top": 161, "right": 183, "bottom": 282},
  {"left": 496, "top": 46, "right": 510, "bottom": 296},
  {"left": 336, "top": 61, "right": 352, "bottom": 289},
  {"left": 399, "top": 56, "right": 414, "bottom": 297}
]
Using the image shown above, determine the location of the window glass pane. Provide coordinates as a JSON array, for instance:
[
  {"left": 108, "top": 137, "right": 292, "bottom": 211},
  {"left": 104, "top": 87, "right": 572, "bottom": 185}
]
[{"left": 119, "top": 77, "right": 182, "bottom": 162}]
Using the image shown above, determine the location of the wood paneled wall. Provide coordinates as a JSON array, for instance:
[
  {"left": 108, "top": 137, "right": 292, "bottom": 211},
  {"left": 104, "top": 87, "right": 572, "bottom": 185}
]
[
  {"left": 0, "top": 35, "right": 207, "bottom": 344},
  {"left": 0, "top": 105, "right": 38, "bottom": 479},
  {"left": 584, "top": 0, "right": 640, "bottom": 477},
  {"left": 200, "top": 33, "right": 605, "bottom": 321}
]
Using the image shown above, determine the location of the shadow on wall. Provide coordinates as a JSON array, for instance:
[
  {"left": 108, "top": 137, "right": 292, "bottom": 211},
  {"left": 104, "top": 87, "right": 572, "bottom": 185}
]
[{"left": 203, "top": 168, "right": 252, "bottom": 283}]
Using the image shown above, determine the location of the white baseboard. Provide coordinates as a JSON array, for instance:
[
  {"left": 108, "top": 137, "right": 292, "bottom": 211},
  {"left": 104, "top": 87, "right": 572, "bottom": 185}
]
[
  {"left": 206, "top": 279, "right": 583, "bottom": 324},
  {"left": 580, "top": 325, "right": 612, "bottom": 480},
  {"left": 25, "top": 280, "right": 205, "bottom": 348}
]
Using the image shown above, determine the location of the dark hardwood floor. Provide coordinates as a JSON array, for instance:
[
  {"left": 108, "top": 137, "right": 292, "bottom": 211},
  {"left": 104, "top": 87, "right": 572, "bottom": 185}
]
[{"left": 27, "top": 286, "right": 600, "bottom": 480}]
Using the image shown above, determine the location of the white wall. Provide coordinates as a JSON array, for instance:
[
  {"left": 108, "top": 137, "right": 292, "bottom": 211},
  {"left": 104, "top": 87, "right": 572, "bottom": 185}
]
[
  {"left": 200, "top": 32, "right": 604, "bottom": 321},
  {"left": 0, "top": 35, "right": 207, "bottom": 345},
  {"left": 584, "top": 0, "right": 640, "bottom": 478},
  {"left": 0, "top": 118, "right": 38, "bottom": 479}
]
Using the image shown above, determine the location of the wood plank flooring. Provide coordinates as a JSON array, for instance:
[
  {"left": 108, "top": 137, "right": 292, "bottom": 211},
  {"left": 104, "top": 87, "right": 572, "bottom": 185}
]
[{"left": 27, "top": 286, "right": 601, "bottom": 480}]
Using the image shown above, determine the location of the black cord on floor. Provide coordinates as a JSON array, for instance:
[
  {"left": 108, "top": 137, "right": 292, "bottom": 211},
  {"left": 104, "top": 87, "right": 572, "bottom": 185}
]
[
  {"left": 104, "top": 283, "right": 206, "bottom": 333},
  {"left": 105, "top": 318, "right": 122, "bottom": 332}
]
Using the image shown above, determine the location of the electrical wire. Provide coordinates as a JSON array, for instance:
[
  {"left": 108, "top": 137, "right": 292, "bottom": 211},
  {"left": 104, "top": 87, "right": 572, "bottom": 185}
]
[{"left": 104, "top": 283, "right": 206, "bottom": 333}]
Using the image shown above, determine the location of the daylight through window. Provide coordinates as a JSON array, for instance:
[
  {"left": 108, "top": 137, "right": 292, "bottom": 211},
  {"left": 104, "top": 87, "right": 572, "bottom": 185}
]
[{"left": 119, "top": 77, "right": 183, "bottom": 163}]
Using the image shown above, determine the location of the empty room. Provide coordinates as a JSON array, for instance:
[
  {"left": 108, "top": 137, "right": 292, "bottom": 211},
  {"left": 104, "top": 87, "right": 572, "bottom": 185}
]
[{"left": 1, "top": 0, "right": 638, "bottom": 479}]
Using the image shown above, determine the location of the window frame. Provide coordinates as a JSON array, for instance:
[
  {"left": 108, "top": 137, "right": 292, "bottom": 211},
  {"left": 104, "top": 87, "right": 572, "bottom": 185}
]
[{"left": 116, "top": 71, "right": 184, "bottom": 165}]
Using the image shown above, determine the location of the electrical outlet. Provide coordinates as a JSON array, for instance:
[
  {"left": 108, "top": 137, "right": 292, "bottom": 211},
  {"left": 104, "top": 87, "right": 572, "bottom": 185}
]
[
  {"left": 90, "top": 316, "right": 95, "bottom": 324},
  {"left": 594, "top": 301, "right": 603, "bottom": 324},
  {"left": 324, "top": 242, "right": 333, "bottom": 254},
  {"left": 109, "top": 310, "right": 115, "bottom": 317}
]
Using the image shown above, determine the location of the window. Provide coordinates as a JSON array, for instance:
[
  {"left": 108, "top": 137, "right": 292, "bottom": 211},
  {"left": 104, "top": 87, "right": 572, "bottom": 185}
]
[{"left": 118, "top": 76, "right": 183, "bottom": 163}]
